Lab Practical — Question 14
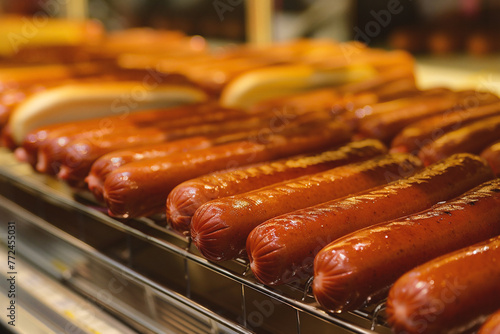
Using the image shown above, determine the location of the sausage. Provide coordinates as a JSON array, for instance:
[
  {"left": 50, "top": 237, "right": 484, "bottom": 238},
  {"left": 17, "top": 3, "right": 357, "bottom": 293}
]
[
  {"left": 35, "top": 104, "right": 262, "bottom": 176},
  {"left": 50, "top": 106, "right": 256, "bottom": 180},
  {"left": 312, "top": 176, "right": 500, "bottom": 313},
  {"left": 89, "top": 113, "right": 336, "bottom": 199},
  {"left": 246, "top": 153, "right": 493, "bottom": 286},
  {"left": 356, "top": 90, "right": 499, "bottom": 143},
  {"left": 18, "top": 102, "right": 233, "bottom": 170},
  {"left": 193, "top": 153, "right": 422, "bottom": 262},
  {"left": 16, "top": 110, "right": 165, "bottom": 169},
  {"left": 479, "top": 309, "right": 500, "bottom": 334},
  {"left": 36, "top": 124, "right": 172, "bottom": 176},
  {"left": 54, "top": 110, "right": 330, "bottom": 184},
  {"left": 167, "top": 139, "right": 388, "bottom": 235},
  {"left": 481, "top": 141, "right": 500, "bottom": 176},
  {"left": 338, "top": 87, "right": 454, "bottom": 129},
  {"left": 16, "top": 119, "right": 114, "bottom": 169},
  {"left": 56, "top": 127, "right": 174, "bottom": 186},
  {"left": 387, "top": 235, "right": 500, "bottom": 334},
  {"left": 391, "top": 101, "right": 500, "bottom": 154},
  {"left": 87, "top": 136, "right": 214, "bottom": 201},
  {"left": 103, "top": 121, "right": 352, "bottom": 218},
  {"left": 419, "top": 115, "right": 500, "bottom": 166}
]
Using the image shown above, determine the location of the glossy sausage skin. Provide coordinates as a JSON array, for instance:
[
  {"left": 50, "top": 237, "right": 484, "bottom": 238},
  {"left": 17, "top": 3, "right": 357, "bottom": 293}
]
[
  {"left": 246, "top": 153, "right": 493, "bottom": 286},
  {"left": 87, "top": 136, "right": 214, "bottom": 201},
  {"left": 391, "top": 101, "right": 500, "bottom": 154},
  {"left": 481, "top": 141, "right": 500, "bottom": 176},
  {"left": 103, "top": 121, "right": 352, "bottom": 218},
  {"left": 479, "top": 309, "right": 500, "bottom": 334},
  {"left": 312, "top": 177, "right": 500, "bottom": 313},
  {"left": 387, "top": 235, "right": 500, "bottom": 334},
  {"left": 54, "top": 111, "right": 331, "bottom": 184},
  {"left": 339, "top": 88, "right": 454, "bottom": 130},
  {"left": 34, "top": 104, "right": 248, "bottom": 175},
  {"left": 17, "top": 118, "right": 123, "bottom": 170},
  {"left": 167, "top": 139, "right": 388, "bottom": 235},
  {"left": 89, "top": 125, "right": 310, "bottom": 201},
  {"left": 193, "top": 153, "right": 421, "bottom": 262},
  {"left": 419, "top": 115, "right": 500, "bottom": 166},
  {"left": 18, "top": 102, "right": 234, "bottom": 170},
  {"left": 55, "top": 128, "right": 174, "bottom": 186},
  {"left": 356, "top": 90, "right": 499, "bottom": 143}
]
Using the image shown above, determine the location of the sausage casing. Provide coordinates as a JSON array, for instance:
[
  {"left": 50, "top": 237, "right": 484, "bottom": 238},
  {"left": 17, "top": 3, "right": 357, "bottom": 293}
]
[
  {"left": 192, "top": 153, "right": 421, "bottom": 262},
  {"left": 167, "top": 139, "right": 388, "bottom": 234},
  {"left": 313, "top": 177, "right": 500, "bottom": 313},
  {"left": 103, "top": 121, "right": 351, "bottom": 218},
  {"left": 391, "top": 101, "right": 500, "bottom": 154},
  {"left": 19, "top": 102, "right": 237, "bottom": 171},
  {"left": 87, "top": 136, "right": 214, "bottom": 201},
  {"left": 56, "top": 110, "right": 334, "bottom": 184},
  {"left": 387, "top": 235, "right": 500, "bottom": 334},
  {"left": 357, "top": 90, "right": 499, "bottom": 143},
  {"left": 419, "top": 114, "right": 500, "bottom": 165},
  {"left": 247, "top": 153, "right": 493, "bottom": 286}
]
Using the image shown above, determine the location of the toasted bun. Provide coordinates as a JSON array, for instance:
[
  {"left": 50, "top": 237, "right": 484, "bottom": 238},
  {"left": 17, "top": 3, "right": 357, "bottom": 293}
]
[
  {"left": 220, "top": 64, "right": 376, "bottom": 108},
  {"left": 8, "top": 82, "right": 207, "bottom": 144}
]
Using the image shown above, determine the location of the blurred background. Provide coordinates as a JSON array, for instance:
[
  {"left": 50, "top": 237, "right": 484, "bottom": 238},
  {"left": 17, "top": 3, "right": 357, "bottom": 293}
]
[
  {"left": 1, "top": 0, "right": 499, "bottom": 55},
  {"left": 0, "top": 0, "right": 499, "bottom": 91}
]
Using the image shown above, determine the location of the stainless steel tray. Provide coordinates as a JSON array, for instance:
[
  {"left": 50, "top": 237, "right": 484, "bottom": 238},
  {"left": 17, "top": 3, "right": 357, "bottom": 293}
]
[{"left": 0, "top": 148, "right": 390, "bottom": 334}]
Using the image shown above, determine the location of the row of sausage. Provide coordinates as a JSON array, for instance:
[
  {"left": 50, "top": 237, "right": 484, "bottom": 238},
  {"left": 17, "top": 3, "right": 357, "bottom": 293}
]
[{"left": 1, "top": 36, "right": 500, "bottom": 333}]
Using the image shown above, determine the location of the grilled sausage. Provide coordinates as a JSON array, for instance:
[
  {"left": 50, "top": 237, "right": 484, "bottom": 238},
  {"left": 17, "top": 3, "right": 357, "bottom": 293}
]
[
  {"left": 391, "top": 101, "right": 500, "bottom": 154},
  {"left": 89, "top": 120, "right": 328, "bottom": 200},
  {"left": 54, "top": 110, "right": 333, "bottom": 184},
  {"left": 16, "top": 118, "right": 119, "bottom": 169},
  {"left": 87, "top": 136, "right": 214, "bottom": 201},
  {"left": 419, "top": 115, "right": 500, "bottom": 166},
  {"left": 312, "top": 177, "right": 500, "bottom": 313},
  {"left": 481, "top": 141, "right": 500, "bottom": 176},
  {"left": 103, "top": 121, "right": 352, "bottom": 218},
  {"left": 17, "top": 102, "right": 235, "bottom": 170},
  {"left": 246, "top": 153, "right": 493, "bottom": 286},
  {"left": 193, "top": 153, "right": 421, "bottom": 262},
  {"left": 479, "top": 309, "right": 500, "bottom": 334},
  {"left": 356, "top": 90, "right": 499, "bottom": 143},
  {"left": 35, "top": 104, "right": 248, "bottom": 175},
  {"left": 339, "top": 87, "right": 454, "bottom": 129},
  {"left": 387, "top": 235, "right": 500, "bottom": 334},
  {"left": 167, "top": 139, "right": 388, "bottom": 235},
  {"left": 56, "top": 127, "right": 175, "bottom": 186}
]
